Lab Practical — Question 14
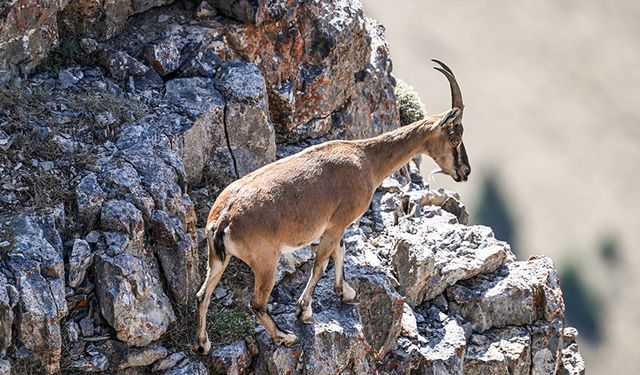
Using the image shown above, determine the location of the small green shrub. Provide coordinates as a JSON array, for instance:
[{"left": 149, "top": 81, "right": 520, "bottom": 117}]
[
  {"left": 206, "top": 304, "right": 255, "bottom": 344},
  {"left": 395, "top": 79, "right": 427, "bottom": 125}
]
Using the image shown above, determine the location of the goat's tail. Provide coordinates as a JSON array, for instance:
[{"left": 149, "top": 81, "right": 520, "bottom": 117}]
[{"left": 206, "top": 220, "right": 227, "bottom": 262}]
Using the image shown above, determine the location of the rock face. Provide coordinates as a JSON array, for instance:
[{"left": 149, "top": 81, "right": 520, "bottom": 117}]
[
  {"left": 215, "top": 61, "right": 276, "bottom": 176},
  {"left": 0, "top": 0, "right": 583, "bottom": 374},
  {"left": 0, "top": 215, "right": 68, "bottom": 373},
  {"left": 0, "top": 0, "right": 69, "bottom": 84},
  {"left": 59, "top": 0, "right": 175, "bottom": 41}
]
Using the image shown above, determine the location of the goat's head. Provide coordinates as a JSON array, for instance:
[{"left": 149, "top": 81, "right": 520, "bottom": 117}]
[{"left": 426, "top": 59, "right": 471, "bottom": 182}]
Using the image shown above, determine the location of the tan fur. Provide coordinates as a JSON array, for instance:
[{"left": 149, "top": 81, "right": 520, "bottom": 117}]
[{"left": 195, "top": 62, "right": 471, "bottom": 352}]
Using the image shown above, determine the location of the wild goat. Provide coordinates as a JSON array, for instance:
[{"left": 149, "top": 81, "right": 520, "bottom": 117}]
[{"left": 195, "top": 60, "right": 470, "bottom": 353}]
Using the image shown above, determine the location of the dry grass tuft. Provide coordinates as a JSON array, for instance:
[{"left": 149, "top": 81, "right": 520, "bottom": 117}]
[{"left": 0, "top": 83, "right": 146, "bottom": 215}]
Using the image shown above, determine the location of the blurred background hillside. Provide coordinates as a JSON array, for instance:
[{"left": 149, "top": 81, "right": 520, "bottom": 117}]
[{"left": 365, "top": 1, "right": 640, "bottom": 374}]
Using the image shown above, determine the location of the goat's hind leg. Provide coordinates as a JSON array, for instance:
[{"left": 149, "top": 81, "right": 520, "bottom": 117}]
[
  {"left": 332, "top": 239, "right": 357, "bottom": 303},
  {"left": 251, "top": 258, "right": 298, "bottom": 346},
  {"left": 195, "top": 254, "right": 230, "bottom": 355}
]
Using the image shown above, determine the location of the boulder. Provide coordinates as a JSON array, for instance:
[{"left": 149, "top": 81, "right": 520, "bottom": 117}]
[
  {"left": 0, "top": 359, "right": 9, "bottom": 375},
  {"left": 164, "top": 77, "right": 234, "bottom": 185},
  {"left": 220, "top": 0, "right": 398, "bottom": 142},
  {"left": 149, "top": 209, "right": 199, "bottom": 303},
  {"left": 59, "top": 0, "right": 174, "bottom": 41},
  {"left": 76, "top": 173, "right": 106, "bottom": 230},
  {"left": 178, "top": 43, "right": 222, "bottom": 78},
  {"left": 164, "top": 357, "right": 209, "bottom": 375},
  {"left": 2, "top": 215, "right": 67, "bottom": 374},
  {"left": 145, "top": 37, "right": 182, "bottom": 76},
  {"left": 389, "top": 236, "right": 435, "bottom": 307},
  {"left": 215, "top": 61, "right": 276, "bottom": 176},
  {"left": 210, "top": 340, "right": 252, "bottom": 375},
  {"left": 0, "top": 0, "right": 69, "bottom": 83},
  {"left": 95, "top": 48, "right": 149, "bottom": 81},
  {"left": 447, "top": 257, "right": 565, "bottom": 333},
  {"left": 349, "top": 267, "right": 404, "bottom": 360},
  {"left": 529, "top": 318, "right": 564, "bottom": 375},
  {"left": 100, "top": 162, "right": 155, "bottom": 219},
  {"left": 101, "top": 200, "right": 145, "bottom": 252},
  {"left": 67, "top": 239, "right": 94, "bottom": 288},
  {"left": 464, "top": 326, "right": 531, "bottom": 375},
  {"left": 342, "top": 17, "right": 399, "bottom": 139},
  {"left": 387, "top": 217, "right": 513, "bottom": 306},
  {"left": 95, "top": 251, "right": 175, "bottom": 346},
  {"left": 153, "top": 352, "right": 186, "bottom": 372},
  {"left": 381, "top": 307, "right": 467, "bottom": 375},
  {"left": 117, "top": 344, "right": 169, "bottom": 369}
]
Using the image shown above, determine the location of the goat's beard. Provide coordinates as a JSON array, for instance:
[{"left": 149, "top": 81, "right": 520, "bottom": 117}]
[{"left": 427, "top": 168, "right": 444, "bottom": 183}]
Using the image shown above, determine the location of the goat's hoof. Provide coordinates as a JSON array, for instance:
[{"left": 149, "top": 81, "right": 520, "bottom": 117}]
[
  {"left": 296, "top": 304, "right": 313, "bottom": 323},
  {"left": 196, "top": 339, "right": 211, "bottom": 355},
  {"left": 275, "top": 331, "right": 298, "bottom": 347},
  {"left": 341, "top": 284, "right": 357, "bottom": 303}
]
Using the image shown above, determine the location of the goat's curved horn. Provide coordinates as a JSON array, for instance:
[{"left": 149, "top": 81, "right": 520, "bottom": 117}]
[{"left": 432, "top": 59, "right": 464, "bottom": 117}]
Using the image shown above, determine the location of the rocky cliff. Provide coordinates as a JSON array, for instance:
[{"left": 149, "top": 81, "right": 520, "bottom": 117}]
[{"left": 0, "top": 0, "right": 584, "bottom": 374}]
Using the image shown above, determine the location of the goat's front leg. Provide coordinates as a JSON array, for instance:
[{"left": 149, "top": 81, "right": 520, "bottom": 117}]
[
  {"left": 296, "top": 231, "right": 341, "bottom": 323},
  {"left": 332, "top": 239, "right": 357, "bottom": 303}
]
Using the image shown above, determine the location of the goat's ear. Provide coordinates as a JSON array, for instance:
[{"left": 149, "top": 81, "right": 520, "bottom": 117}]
[{"left": 435, "top": 107, "right": 462, "bottom": 128}]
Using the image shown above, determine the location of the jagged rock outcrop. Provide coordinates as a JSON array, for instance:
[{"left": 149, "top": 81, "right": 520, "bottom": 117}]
[
  {"left": 0, "top": 0, "right": 584, "bottom": 374},
  {"left": 0, "top": 214, "right": 68, "bottom": 373},
  {"left": 0, "top": 0, "right": 69, "bottom": 84}
]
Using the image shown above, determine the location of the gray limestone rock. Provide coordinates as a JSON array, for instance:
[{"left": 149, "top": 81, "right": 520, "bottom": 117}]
[
  {"left": 149, "top": 209, "right": 198, "bottom": 304},
  {"left": 153, "top": 352, "right": 186, "bottom": 372},
  {"left": 0, "top": 274, "right": 12, "bottom": 356},
  {"left": 216, "top": 61, "right": 276, "bottom": 176},
  {"left": 350, "top": 267, "right": 404, "bottom": 360},
  {"left": 95, "top": 251, "right": 175, "bottom": 346},
  {"left": 79, "top": 317, "right": 95, "bottom": 337},
  {"left": 0, "top": 359, "right": 9, "bottom": 375},
  {"left": 208, "top": 0, "right": 290, "bottom": 25},
  {"left": 0, "top": 0, "right": 69, "bottom": 81},
  {"left": 164, "top": 358, "right": 209, "bottom": 375},
  {"left": 390, "top": 236, "right": 435, "bottom": 307},
  {"left": 117, "top": 344, "right": 168, "bottom": 370},
  {"left": 386, "top": 309, "right": 468, "bottom": 375},
  {"left": 100, "top": 161, "right": 155, "bottom": 219},
  {"left": 76, "top": 173, "right": 106, "bottom": 230},
  {"left": 3, "top": 215, "right": 68, "bottom": 374},
  {"left": 68, "top": 239, "right": 94, "bottom": 288},
  {"left": 559, "top": 343, "right": 585, "bottom": 375},
  {"left": 145, "top": 37, "right": 182, "bottom": 76},
  {"left": 96, "top": 48, "right": 149, "bottom": 81},
  {"left": 178, "top": 44, "right": 222, "bottom": 78},
  {"left": 58, "top": 67, "right": 84, "bottom": 88},
  {"left": 529, "top": 318, "right": 564, "bottom": 375},
  {"left": 210, "top": 340, "right": 251, "bottom": 375},
  {"left": 59, "top": 0, "right": 173, "bottom": 41},
  {"left": 464, "top": 326, "right": 531, "bottom": 375},
  {"left": 101, "top": 200, "right": 145, "bottom": 252},
  {"left": 447, "top": 257, "right": 565, "bottom": 333},
  {"left": 164, "top": 77, "right": 233, "bottom": 185}
]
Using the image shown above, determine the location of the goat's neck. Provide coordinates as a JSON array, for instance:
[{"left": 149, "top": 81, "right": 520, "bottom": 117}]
[{"left": 362, "top": 120, "right": 436, "bottom": 186}]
